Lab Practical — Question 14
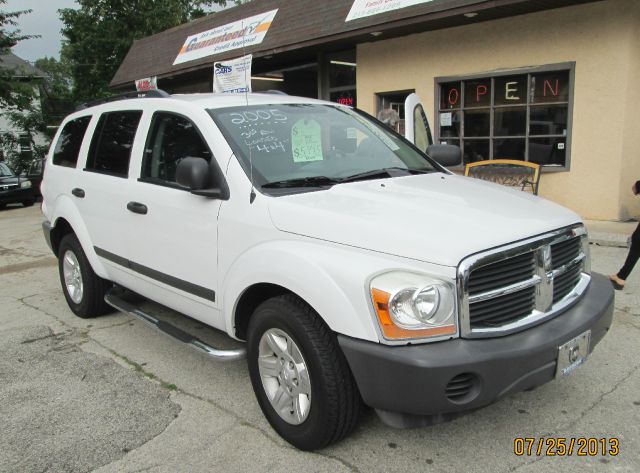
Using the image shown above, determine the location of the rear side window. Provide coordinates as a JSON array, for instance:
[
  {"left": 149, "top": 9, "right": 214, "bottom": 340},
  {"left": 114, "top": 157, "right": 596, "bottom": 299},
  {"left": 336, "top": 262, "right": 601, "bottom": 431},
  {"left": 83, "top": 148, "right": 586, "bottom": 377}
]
[
  {"left": 52, "top": 116, "right": 92, "bottom": 168},
  {"left": 86, "top": 111, "right": 142, "bottom": 177},
  {"left": 141, "top": 112, "right": 212, "bottom": 185}
]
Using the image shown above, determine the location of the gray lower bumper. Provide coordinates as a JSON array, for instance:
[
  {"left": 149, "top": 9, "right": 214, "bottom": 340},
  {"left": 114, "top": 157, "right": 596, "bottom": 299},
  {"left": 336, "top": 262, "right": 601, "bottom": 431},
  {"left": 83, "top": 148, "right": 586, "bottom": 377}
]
[{"left": 338, "top": 272, "right": 614, "bottom": 422}]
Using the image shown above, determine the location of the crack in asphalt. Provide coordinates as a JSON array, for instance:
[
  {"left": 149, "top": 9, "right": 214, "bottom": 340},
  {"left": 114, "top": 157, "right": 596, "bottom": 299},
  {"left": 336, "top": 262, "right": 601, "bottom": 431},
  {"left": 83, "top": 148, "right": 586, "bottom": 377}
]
[
  {"left": 125, "top": 464, "right": 161, "bottom": 473},
  {"left": 0, "top": 257, "right": 57, "bottom": 275},
  {"left": 617, "top": 319, "right": 640, "bottom": 331},
  {"left": 16, "top": 295, "right": 361, "bottom": 473},
  {"left": 20, "top": 331, "right": 67, "bottom": 344},
  {"left": 507, "top": 362, "right": 640, "bottom": 472}
]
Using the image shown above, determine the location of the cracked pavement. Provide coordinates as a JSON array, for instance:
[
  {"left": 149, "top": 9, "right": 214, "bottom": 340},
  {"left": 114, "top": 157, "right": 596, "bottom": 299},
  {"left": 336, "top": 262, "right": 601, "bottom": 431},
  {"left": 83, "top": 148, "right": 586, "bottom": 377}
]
[{"left": 1, "top": 205, "right": 639, "bottom": 472}]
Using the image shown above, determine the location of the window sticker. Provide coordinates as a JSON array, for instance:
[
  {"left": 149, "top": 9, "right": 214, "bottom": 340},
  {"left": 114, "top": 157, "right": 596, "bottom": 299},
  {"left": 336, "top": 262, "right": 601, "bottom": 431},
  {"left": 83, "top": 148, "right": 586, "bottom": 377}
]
[
  {"left": 292, "top": 119, "right": 323, "bottom": 162},
  {"left": 440, "top": 112, "right": 452, "bottom": 127}
]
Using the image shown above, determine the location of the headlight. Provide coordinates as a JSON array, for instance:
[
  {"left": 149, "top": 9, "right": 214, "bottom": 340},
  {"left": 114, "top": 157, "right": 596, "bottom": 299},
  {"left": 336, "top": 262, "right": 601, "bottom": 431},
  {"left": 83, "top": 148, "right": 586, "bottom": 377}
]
[
  {"left": 370, "top": 271, "right": 457, "bottom": 341},
  {"left": 20, "top": 180, "right": 32, "bottom": 188}
]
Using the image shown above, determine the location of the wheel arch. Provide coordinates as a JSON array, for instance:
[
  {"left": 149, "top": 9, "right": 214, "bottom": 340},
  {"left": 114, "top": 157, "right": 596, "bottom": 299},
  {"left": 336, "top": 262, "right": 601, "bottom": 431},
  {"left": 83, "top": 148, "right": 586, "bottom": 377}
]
[
  {"left": 222, "top": 242, "right": 380, "bottom": 343},
  {"left": 233, "top": 283, "right": 292, "bottom": 340},
  {"left": 50, "top": 195, "right": 109, "bottom": 278}
]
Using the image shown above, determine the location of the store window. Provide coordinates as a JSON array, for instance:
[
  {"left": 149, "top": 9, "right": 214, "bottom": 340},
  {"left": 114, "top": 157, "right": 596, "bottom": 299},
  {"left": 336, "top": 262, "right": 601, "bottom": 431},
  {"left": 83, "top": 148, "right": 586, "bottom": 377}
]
[
  {"left": 328, "top": 50, "right": 356, "bottom": 108},
  {"left": 436, "top": 64, "right": 573, "bottom": 169}
]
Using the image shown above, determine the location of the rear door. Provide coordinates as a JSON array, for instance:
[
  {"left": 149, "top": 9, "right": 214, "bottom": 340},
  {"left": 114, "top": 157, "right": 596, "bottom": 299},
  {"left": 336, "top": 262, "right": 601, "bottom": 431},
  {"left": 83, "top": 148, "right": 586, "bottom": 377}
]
[
  {"left": 78, "top": 110, "right": 144, "bottom": 283},
  {"left": 404, "top": 93, "right": 433, "bottom": 153}
]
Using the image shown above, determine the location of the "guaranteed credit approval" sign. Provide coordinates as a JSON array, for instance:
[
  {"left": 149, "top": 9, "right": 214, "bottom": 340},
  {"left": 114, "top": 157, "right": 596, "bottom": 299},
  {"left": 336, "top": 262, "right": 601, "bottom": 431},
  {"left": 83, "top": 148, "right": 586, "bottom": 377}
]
[{"left": 174, "top": 10, "right": 278, "bottom": 66}]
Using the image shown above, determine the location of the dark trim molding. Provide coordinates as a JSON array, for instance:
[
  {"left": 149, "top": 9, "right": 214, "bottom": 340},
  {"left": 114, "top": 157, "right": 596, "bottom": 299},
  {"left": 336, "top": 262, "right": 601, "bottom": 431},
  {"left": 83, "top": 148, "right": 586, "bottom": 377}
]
[{"left": 94, "top": 246, "right": 216, "bottom": 302}]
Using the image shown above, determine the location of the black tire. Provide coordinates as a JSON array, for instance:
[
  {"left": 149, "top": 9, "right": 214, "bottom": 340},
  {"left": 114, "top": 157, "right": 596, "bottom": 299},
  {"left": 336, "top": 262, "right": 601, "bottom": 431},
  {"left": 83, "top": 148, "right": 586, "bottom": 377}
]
[
  {"left": 22, "top": 199, "right": 35, "bottom": 207},
  {"left": 247, "top": 294, "right": 361, "bottom": 450},
  {"left": 58, "top": 233, "right": 111, "bottom": 318},
  {"left": 0, "top": 203, "right": 6, "bottom": 210}
]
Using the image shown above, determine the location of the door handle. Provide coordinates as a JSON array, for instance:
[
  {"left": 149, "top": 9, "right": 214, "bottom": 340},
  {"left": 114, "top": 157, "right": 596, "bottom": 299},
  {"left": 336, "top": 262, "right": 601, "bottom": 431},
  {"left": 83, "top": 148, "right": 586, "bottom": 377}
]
[
  {"left": 71, "top": 188, "right": 85, "bottom": 198},
  {"left": 127, "top": 201, "right": 148, "bottom": 215}
]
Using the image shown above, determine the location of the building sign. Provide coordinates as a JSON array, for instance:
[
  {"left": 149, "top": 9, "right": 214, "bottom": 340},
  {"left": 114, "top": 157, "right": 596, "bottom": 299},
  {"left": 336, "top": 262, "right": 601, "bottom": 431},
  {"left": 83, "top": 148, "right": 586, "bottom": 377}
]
[
  {"left": 135, "top": 76, "right": 157, "bottom": 91},
  {"left": 173, "top": 10, "right": 278, "bottom": 66},
  {"left": 345, "top": 0, "right": 434, "bottom": 21},
  {"left": 213, "top": 54, "right": 252, "bottom": 94},
  {"left": 330, "top": 90, "right": 356, "bottom": 107}
]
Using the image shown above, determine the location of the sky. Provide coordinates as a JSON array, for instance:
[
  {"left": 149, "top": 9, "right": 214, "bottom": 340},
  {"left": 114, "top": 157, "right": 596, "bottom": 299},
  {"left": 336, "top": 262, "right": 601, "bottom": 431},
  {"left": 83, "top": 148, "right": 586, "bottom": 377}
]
[
  {"left": 6, "top": 0, "right": 231, "bottom": 64},
  {"left": 6, "top": 0, "right": 78, "bottom": 62}
]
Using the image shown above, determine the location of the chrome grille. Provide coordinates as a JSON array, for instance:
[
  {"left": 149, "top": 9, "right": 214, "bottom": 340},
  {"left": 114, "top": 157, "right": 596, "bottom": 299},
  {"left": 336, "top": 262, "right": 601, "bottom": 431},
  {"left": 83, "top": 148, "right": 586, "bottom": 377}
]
[
  {"left": 553, "top": 263, "right": 582, "bottom": 303},
  {"left": 551, "top": 237, "right": 581, "bottom": 269},
  {"left": 458, "top": 226, "right": 591, "bottom": 338},
  {"left": 468, "top": 252, "right": 536, "bottom": 294},
  {"left": 469, "top": 286, "right": 536, "bottom": 328}
]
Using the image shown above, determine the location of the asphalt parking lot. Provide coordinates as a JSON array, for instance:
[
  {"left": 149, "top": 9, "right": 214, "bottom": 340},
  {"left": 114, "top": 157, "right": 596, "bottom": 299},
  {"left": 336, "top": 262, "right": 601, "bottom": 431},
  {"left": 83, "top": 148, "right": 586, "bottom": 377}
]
[{"left": 1, "top": 204, "right": 639, "bottom": 473}]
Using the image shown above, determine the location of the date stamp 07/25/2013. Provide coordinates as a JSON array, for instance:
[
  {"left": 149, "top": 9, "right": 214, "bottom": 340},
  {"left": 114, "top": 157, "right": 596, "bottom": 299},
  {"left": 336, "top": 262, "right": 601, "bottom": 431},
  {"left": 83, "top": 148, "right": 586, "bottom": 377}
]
[{"left": 514, "top": 437, "right": 620, "bottom": 457}]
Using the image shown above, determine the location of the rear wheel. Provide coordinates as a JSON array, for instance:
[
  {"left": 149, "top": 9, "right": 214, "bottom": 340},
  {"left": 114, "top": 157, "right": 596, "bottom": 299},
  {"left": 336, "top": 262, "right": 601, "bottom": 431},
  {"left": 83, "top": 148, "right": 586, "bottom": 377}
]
[
  {"left": 58, "top": 233, "right": 111, "bottom": 318},
  {"left": 22, "top": 199, "right": 35, "bottom": 207},
  {"left": 247, "top": 294, "right": 361, "bottom": 450}
]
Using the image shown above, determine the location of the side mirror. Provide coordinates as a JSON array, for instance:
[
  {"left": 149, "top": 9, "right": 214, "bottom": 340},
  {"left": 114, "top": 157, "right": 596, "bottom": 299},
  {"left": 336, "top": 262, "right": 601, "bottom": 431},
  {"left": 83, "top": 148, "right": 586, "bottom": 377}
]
[
  {"left": 176, "top": 157, "right": 230, "bottom": 200},
  {"left": 426, "top": 144, "right": 462, "bottom": 167}
]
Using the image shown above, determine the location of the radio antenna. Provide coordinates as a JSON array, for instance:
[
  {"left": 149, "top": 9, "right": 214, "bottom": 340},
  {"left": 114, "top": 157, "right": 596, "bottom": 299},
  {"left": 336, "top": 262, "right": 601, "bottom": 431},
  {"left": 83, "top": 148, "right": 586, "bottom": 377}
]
[{"left": 242, "top": 20, "right": 256, "bottom": 204}]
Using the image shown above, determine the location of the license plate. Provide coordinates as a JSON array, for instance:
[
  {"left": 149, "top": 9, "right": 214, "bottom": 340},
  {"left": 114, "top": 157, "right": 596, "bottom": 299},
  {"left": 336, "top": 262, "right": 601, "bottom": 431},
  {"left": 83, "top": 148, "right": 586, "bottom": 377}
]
[{"left": 555, "top": 330, "right": 591, "bottom": 379}]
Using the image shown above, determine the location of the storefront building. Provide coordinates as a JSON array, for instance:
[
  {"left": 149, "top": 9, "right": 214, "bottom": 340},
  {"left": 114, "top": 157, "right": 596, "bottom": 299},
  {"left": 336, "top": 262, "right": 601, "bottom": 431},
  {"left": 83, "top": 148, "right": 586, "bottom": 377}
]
[{"left": 111, "top": 0, "right": 639, "bottom": 221}]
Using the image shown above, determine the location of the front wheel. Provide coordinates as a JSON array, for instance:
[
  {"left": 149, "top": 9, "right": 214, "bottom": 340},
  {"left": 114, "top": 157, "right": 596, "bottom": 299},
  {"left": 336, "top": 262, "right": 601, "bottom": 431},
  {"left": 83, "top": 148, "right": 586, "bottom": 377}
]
[
  {"left": 58, "top": 234, "right": 111, "bottom": 318},
  {"left": 247, "top": 294, "right": 361, "bottom": 450}
]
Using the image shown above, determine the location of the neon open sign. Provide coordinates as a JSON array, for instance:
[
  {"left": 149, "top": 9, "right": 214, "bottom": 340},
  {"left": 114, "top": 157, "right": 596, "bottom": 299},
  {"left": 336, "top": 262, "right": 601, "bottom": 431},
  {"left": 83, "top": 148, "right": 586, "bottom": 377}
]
[{"left": 442, "top": 72, "right": 569, "bottom": 108}]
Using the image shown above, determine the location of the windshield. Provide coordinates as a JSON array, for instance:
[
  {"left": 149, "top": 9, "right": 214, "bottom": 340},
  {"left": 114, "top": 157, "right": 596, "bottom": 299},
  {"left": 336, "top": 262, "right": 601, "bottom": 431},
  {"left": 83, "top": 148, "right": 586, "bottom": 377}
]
[
  {"left": 208, "top": 104, "right": 439, "bottom": 192},
  {"left": 0, "top": 163, "right": 15, "bottom": 177}
]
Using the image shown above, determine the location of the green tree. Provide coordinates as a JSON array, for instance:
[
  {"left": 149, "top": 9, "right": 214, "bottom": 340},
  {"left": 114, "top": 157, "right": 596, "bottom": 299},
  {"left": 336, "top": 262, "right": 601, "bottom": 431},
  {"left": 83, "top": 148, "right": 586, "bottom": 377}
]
[
  {"left": 35, "top": 55, "right": 74, "bottom": 128},
  {"left": 60, "top": 0, "right": 229, "bottom": 103}
]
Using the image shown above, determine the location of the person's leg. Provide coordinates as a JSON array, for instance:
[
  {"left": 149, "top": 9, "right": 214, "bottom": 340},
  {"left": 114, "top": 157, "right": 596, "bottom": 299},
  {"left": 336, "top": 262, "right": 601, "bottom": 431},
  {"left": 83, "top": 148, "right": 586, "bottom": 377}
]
[{"left": 614, "top": 222, "right": 640, "bottom": 284}]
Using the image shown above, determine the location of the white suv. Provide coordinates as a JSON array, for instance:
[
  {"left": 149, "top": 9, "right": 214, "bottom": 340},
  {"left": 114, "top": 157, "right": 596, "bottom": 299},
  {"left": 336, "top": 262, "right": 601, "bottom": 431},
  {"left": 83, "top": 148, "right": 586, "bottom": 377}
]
[{"left": 41, "top": 90, "right": 613, "bottom": 450}]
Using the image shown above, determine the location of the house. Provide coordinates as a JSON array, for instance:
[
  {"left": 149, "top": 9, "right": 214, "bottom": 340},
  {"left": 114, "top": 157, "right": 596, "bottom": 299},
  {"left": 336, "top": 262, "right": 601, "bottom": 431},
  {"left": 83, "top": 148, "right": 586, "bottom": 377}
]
[{"left": 0, "top": 52, "right": 47, "bottom": 168}]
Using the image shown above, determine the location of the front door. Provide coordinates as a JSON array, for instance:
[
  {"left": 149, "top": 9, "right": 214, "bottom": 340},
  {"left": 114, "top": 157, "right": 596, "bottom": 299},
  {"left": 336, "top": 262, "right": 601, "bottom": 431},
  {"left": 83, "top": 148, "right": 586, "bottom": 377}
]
[{"left": 125, "top": 111, "right": 223, "bottom": 328}]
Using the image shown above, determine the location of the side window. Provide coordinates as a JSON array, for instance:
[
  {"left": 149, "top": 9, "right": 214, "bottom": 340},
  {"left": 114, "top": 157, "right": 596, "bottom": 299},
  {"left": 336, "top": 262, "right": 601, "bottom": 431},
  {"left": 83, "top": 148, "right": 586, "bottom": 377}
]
[
  {"left": 86, "top": 111, "right": 142, "bottom": 177},
  {"left": 141, "top": 112, "right": 212, "bottom": 185},
  {"left": 52, "top": 116, "right": 92, "bottom": 168}
]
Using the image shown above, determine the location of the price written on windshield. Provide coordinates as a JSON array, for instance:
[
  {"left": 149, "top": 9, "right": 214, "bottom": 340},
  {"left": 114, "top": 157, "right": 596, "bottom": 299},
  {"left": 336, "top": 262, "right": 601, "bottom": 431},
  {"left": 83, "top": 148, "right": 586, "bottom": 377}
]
[{"left": 292, "top": 119, "right": 323, "bottom": 162}]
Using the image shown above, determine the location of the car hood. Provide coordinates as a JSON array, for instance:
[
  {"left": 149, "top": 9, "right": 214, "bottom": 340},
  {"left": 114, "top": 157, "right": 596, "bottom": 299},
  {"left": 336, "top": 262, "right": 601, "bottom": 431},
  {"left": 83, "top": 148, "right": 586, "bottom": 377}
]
[
  {"left": 0, "top": 176, "right": 19, "bottom": 186},
  {"left": 267, "top": 173, "right": 582, "bottom": 267}
]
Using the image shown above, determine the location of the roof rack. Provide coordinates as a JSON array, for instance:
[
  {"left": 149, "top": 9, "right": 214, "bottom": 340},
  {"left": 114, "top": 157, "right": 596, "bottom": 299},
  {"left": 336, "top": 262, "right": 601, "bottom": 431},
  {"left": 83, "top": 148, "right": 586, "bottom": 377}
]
[
  {"left": 75, "top": 89, "right": 170, "bottom": 111},
  {"left": 263, "top": 90, "right": 288, "bottom": 95}
]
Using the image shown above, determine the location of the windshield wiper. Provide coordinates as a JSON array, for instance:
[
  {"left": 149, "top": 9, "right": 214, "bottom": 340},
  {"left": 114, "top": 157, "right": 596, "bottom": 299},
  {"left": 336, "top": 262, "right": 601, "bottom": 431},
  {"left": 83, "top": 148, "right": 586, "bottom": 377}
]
[
  {"left": 262, "top": 176, "right": 341, "bottom": 189},
  {"left": 338, "top": 167, "right": 432, "bottom": 183},
  {"left": 262, "top": 167, "right": 433, "bottom": 189}
]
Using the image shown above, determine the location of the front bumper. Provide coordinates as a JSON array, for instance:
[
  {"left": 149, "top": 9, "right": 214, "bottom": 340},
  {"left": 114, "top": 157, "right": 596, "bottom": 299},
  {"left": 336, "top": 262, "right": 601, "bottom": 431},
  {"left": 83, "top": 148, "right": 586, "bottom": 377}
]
[
  {"left": 339, "top": 272, "right": 614, "bottom": 423},
  {"left": 0, "top": 187, "right": 35, "bottom": 204}
]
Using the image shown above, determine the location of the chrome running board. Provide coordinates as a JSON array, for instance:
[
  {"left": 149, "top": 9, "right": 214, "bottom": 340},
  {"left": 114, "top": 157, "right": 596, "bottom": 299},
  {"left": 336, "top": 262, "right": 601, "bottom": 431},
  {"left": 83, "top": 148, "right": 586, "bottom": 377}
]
[{"left": 105, "top": 289, "right": 246, "bottom": 362}]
